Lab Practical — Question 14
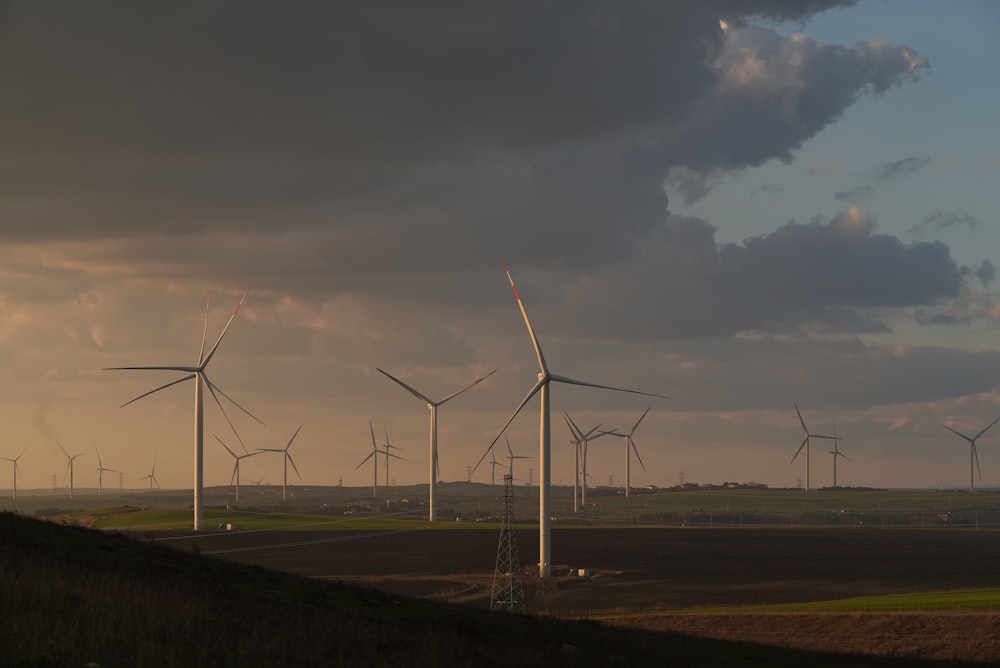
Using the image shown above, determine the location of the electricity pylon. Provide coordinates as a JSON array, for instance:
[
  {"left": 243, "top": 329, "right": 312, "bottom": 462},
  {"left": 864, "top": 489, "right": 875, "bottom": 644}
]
[{"left": 490, "top": 473, "right": 525, "bottom": 612}]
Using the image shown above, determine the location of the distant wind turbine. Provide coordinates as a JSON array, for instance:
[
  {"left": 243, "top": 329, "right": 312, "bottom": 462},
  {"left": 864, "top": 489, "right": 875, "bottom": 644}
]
[
  {"left": 0, "top": 446, "right": 28, "bottom": 502},
  {"left": 473, "top": 262, "right": 668, "bottom": 577},
  {"left": 564, "top": 414, "right": 608, "bottom": 512},
  {"left": 380, "top": 423, "right": 403, "bottom": 487},
  {"left": 376, "top": 368, "right": 495, "bottom": 521},
  {"left": 603, "top": 407, "right": 651, "bottom": 498},
  {"left": 791, "top": 404, "right": 838, "bottom": 492},
  {"left": 942, "top": 416, "right": 1000, "bottom": 494},
  {"left": 256, "top": 425, "right": 303, "bottom": 502},
  {"left": 142, "top": 454, "right": 160, "bottom": 492},
  {"left": 829, "top": 423, "right": 849, "bottom": 487},
  {"left": 105, "top": 290, "right": 262, "bottom": 530},
  {"left": 216, "top": 434, "right": 259, "bottom": 505},
  {"left": 56, "top": 441, "right": 85, "bottom": 500},
  {"left": 355, "top": 422, "right": 402, "bottom": 497},
  {"left": 488, "top": 449, "right": 503, "bottom": 486},
  {"left": 505, "top": 437, "right": 530, "bottom": 480},
  {"left": 95, "top": 448, "right": 117, "bottom": 497}
]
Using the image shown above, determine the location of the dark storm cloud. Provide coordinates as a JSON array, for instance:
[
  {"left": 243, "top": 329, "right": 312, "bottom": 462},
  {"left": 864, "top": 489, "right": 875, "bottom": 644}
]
[
  {"left": 566, "top": 209, "right": 988, "bottom": 340},
  {"left": 870, "top": 156, "right": 932, "bottom": 181},
  {"left": 0, "top": 0, "right": 925, "bottom": 274}
]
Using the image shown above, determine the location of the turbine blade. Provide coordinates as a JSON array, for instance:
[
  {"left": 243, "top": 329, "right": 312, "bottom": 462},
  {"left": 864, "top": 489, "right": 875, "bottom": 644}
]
[
  {"left": 631, "top": 438, "right": 646, "bottom": 471},
  {"left": 119, "top": 374, "right": 196, "bottom": 408},
  {"left": 791, "top": 436, "right": 808, "bottom": 463},
  {"left": 564, "top": 413, "right": 583, "bottom": 441},
  {"left": 230, "top": 462, "right": 239, "bottom": 486},
  {"left": 214, "top": 434, "right": 239, "bottom": 459},
  {"left": 503, "top": 261, "right": 550, "bottom": 376},
  {"left": 437, "top": 368, "right": 498, "bottom": 405},
  {"left": 355, "top": 452, "right": 375, "bottom": 469},
  {"left": 376, "top": 368, "right": 433, "bottom": 404},
  {"left": 630, "top": 406, "right": 652, "bottom": 435},
  {"left": 204, "top": 376, "right": 265, "bottom": 425},
  {"left": 974, "top": 415, "right": 1000, "bottom": 441},
  {"left": 199, "top": 295, "right": 211, "bottom": 365},
  {"left": 370, "top": 422, "right": 377, "bottom": 450},
  {"left": 471, "top": 376, "right": 546, "bottom": 473},
  {"left": 974, "top": 443, "right": 983, "bottom": 480},
  {"left": 795, "top": 403, "right": 809, "bottom": 435},
  {"left": 55, "top": 439, "right": 69, "bottom": 457},
  {"left": 284, "top": 424, "right": 303, "bottom": 451},
  {"left": 942, "top": 424, "right": 973, "bottom": 442},
  {"left": 287, "top": 453, "right": 301, "bottom": 478},
  {"left": 201, "top": 288, "right": 250, "bottom": 368},
  {"left": 582, "top": 423, "right": 604, "bottom": 440},
  {"left": 203, "top": 378, "right": 247, "bottom": 451},
  {"left": 549, "top": 373, "right": 669, "bottom": 399}
]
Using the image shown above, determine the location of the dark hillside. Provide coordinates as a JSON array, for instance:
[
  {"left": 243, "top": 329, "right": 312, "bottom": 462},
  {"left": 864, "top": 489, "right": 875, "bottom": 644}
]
[{"left": 0, "top": 512, "right": 984, "bottom": 667}]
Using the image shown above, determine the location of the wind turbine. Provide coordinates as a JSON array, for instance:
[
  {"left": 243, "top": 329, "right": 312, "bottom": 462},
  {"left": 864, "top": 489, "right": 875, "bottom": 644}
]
[
  {"left": 95, "top": 448, "right": 118, "bottom": 497},
  {"left": 603, "top": 407, "right": 651, "bottom": 498},
  {"left": 56, "top": 441, "right": 85, "bottom": 500},
  {"left": 256, "top": 425, "right": 302, "bottom": 502},
  {"left": 829, "top": 427, "right": 849, "bottom": 488},
  {"left": 0, "top": 446, "right": 28, "bottom": 502},
  {"left": 474, "top": 262, "right": 667, "bottom": 577},
  {"left": 355, "top": 422, "right": 402, "bottom": 498},
  {"left": 142, "top": 454, "right": 160, "bottom": 492},
  {"left": 488, "top": 449, "right": 503, "bottom": 486},
  {"left": 376, "top": 368, "right": 496, "bottom": 521},
  {"left": 105, "top": 289, "right": 261, "bottom": 530},
  {"left": 791, "top": 404, "right": 838, "bottom": 492},
  {"left": 505, "top": 437, "right": 530, "bottom": 480},
  {"left": 216, "top": 434, "right": 259, "bottom": 505},
  {"left": 942, "top": 416, "right": 1000, "bottom": 494},
  {"left": 380, "top": 423, "right": 404, "bottom": 487},
  {"left": 564, "top": 414, "right": 607, "bottom": 512}
]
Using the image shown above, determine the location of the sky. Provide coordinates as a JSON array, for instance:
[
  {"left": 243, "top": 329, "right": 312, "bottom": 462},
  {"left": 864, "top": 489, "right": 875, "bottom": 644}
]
[{"left": 2, "top": 0, "right": 1000, "bottom": 495}]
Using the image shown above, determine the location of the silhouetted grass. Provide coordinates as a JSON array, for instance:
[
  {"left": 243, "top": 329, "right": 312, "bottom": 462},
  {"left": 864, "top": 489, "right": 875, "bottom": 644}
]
[{"left": 0, "top": 512, "right": 984, "bottom": 667}]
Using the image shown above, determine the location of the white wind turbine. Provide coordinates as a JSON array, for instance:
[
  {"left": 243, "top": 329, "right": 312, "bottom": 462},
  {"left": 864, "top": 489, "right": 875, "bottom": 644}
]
[
  {"left": 0, "top": 446, "right": 28, "bottom": 502},
  {"left": 791, "top": 404, "right": 838, "bottom": 492},
  {"left": 564, "top": 413, "right": 607, "bottom": 512},
  {"left": 355, "top": 422, "right": 402, "bottom": 498},
  {"left": 829, "top": 433, "right": 849, "bottom": 488},
  {"left": 56, "top": 441, "right": 85, "bottom": 500},
  {"left": 256, "top": 425, "right": 303, "bottom": 502},
  {"left": 216, "top": 434, "right": 259, "bottom": 505},
  {"left": 474, "top": 262, "right": 667, "bottom": 577},
  {"left": 505, "top": 437, "right": 530, "bottom": 480},
  {"left": 488, "top": 449, "right": 503, "bottom": 486},
  {"left": 105, "top": 289, "right": 262, "bottom": 530},
  {"left": 603, "top": 407, "right": 651, "bottom": 498},
  {"left": 379, "top": 423, "right": 404, "bottom": 487},
  {"left": 377, "top": 368, "right": 496, "bottom": 521},
  {"left": 942, "top": 416, "right": 1000, "bottom": 494},
  {"left": 95, "top": 448, "right": 118, "bottom": 497},
  {"left": 142, "top": 454, "right": 160, "bottom": 492}
]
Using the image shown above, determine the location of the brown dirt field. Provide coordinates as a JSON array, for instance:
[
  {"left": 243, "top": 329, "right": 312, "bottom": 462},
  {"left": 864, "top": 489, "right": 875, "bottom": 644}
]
[
  {"left": 157, "top": 526, "right": 1000, "bottom": 662},
  {"left": 604, "top": 612, "right": 1000, "bottom": 663}
]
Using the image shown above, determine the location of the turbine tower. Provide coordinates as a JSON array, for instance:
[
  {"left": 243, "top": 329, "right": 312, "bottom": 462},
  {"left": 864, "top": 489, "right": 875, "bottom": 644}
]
[
  {"left": 942, "top": 416, "right": 1000, "bottom": 494},
  {"left": 105, "top": 290, "right": 261, "bottom": 530},
  {"left": 256, "top": 425, "right": 303, "bottom": 502},
  {"left": 0, "top": 446, "right": 28, "bottom": 503},
  {"left": 95, "top": 448, "right": 117, "bottom": 497},
  {"left": 355, "top": 421, "right": 401, "bottom": 497},
  {"left": 56, "top": 441, "right": 85, "bottom": 500},
  {"left": 791, "top": 404, "right": 838, "bottom": 492},
  {"left": 604, "top": 407, "right": 651, "bottom": 498},
  {"left": 564, "top": 414, "right": 607, "bottom": 512},
  {"left": 377, "top": 368, "right": 495, "bottom": 521},
  {"left": 216, "top": 434, "right": 259, "bottom": 505},
  {"left": 828, "top": 423, "right": 849, "bottom": 487},
  {"left": 474, "top": 262, "right": 667, "bottom": 577},
  {"left": 142, "top": 454, "right": 160, "bottom": 492}
]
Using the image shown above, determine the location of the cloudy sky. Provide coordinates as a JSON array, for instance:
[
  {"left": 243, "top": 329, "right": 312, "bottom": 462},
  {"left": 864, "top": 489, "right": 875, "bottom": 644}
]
[{"left": 2, "top": 0, "right": 999, "bottom": 494}]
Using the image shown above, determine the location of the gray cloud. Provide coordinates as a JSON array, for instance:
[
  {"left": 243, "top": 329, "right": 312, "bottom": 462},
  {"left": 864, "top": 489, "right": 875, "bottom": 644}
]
[
  {"left": 834, "top": 186, "right": 874, "bottom": 203},
  {"left": 870, "top": 156, "right": 932, "bottom": 181},
  {"left": 909, "top": 209, "right": 981, "bottom": 236},
  {"left": 564, "top": 208, "right": 987, "bottom": 340}
]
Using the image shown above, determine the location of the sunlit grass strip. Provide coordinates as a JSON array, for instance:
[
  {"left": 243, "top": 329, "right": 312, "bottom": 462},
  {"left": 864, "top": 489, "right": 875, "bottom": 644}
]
[{"left": 625, "top": 588, "right": 1000, "bottom": 616}]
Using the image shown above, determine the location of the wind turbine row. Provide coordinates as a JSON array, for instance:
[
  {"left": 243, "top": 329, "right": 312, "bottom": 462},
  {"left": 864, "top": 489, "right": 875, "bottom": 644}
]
[
  {"left": 474, "top": 262, "right": 668, "bottom": 578},
  {"left": 355, "top": 421, "right": 402, "bottom": 498}
]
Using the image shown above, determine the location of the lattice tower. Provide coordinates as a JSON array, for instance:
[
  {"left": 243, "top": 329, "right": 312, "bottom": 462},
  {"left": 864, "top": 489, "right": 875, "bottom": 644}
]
[{"left": 490, "top": 473, "right": 525, "bottom": 612}]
